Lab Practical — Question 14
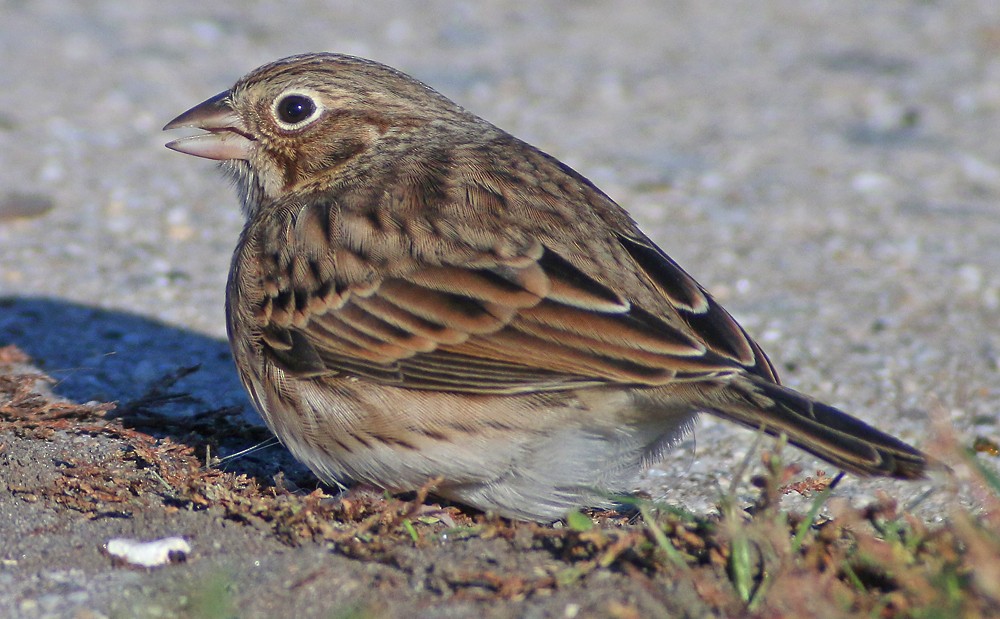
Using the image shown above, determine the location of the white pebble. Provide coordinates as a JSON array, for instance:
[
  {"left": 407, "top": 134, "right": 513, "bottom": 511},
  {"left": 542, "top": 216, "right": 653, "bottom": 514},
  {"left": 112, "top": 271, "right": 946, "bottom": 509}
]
[
  {"left": 957, "top": 264, "right": 983, "bottom": 294},
  {"left": 106, "top": 537, "right": 191, "bottom": 568},
  {"left": 960, "top": 154, "right": 1000, "bottom": 189},
  {"left": 851, "top": 171, "right": 891, "bottom": 195}
]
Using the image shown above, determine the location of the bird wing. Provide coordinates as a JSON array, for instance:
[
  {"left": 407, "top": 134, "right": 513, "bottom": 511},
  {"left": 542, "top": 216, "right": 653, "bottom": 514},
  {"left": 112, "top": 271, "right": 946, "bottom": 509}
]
[{"left": 247, "top": 153, "right": 777, "bottom": 394}]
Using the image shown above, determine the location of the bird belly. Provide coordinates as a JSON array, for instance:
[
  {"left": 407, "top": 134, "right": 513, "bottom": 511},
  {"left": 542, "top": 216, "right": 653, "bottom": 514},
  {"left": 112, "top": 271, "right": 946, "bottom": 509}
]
[{"left": 244, "top": 365, "right": 696, "bottom": 521}]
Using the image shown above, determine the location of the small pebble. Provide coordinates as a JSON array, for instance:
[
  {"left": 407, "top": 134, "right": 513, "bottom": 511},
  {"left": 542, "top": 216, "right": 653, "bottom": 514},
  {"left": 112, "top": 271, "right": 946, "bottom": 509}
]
[
  {"left": 0, "top": 192, "right": 55, "bottom": 221},
  {"left": 106, "top": 537, "right": 191, "bottom": 568}
]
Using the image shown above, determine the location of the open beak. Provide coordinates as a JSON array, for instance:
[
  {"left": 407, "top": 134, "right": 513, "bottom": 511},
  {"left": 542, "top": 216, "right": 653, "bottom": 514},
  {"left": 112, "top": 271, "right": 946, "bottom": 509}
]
[{"left": 163, "top": 91, "right": 254, "bottom": 161}]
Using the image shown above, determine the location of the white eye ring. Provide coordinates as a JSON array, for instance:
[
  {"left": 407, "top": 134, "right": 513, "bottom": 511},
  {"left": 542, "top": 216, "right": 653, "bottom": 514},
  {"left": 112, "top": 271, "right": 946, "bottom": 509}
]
[{"left": 271, "top": 90, "right": 324, "bottom": 131}]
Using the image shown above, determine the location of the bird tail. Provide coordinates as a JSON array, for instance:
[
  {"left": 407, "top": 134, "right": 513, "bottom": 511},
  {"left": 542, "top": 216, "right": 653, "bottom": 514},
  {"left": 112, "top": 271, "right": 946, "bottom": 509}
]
[{"left": 713, "top": 377, "right": 929, "bottom": 480}]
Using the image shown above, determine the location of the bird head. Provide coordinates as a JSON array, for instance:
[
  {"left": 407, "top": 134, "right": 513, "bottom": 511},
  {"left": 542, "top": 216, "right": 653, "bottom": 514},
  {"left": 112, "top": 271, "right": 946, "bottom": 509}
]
[{"left": 164, "top": 53, "right": 472, "bottom": 214}]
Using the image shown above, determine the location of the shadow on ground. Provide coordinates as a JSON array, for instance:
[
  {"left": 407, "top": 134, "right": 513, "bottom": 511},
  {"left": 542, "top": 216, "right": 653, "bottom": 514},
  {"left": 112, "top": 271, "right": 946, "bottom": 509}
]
[
  {"left": 0, "top": 295, "right": 312, "bottom": 483},
  {"left": 0, "top": 296, "right": 239, "bottom": 405}
]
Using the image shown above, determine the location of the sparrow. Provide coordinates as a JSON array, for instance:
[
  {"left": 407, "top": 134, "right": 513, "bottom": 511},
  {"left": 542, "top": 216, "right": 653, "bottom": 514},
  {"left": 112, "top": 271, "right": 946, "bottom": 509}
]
[{"left": 164, "top": 53, "right": 928, "bottom": 521}]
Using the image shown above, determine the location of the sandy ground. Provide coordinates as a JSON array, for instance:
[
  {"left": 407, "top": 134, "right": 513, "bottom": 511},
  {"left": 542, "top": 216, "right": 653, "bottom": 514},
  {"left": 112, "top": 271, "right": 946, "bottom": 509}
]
[{"left": 1, "top": 1, "right": 999, "bottom": 617}]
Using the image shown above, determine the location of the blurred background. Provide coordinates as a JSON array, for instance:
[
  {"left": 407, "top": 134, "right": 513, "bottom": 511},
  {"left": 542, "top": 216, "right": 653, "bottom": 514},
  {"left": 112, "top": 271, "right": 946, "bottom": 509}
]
[{"left": 1, "top": 0, "right": 998, "bottom": 513}]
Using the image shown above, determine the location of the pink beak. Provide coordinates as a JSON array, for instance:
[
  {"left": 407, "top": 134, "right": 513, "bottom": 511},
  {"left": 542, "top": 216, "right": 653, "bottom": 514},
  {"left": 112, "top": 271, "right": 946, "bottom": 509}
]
[{"left": 163, "top": 91, "right": 254, "bottom": 161}]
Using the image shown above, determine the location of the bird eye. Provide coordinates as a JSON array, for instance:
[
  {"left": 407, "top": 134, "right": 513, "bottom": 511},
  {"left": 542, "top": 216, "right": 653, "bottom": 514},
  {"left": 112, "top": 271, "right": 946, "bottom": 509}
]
[{"left": 272, "top": 93, "right": 320, "bottom": 129}]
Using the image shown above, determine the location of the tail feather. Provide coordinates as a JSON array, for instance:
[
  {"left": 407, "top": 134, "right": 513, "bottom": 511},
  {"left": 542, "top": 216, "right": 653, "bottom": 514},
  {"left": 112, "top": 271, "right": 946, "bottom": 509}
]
[{"left": 714, "top": 377, "right": 928, "bottom": 480}]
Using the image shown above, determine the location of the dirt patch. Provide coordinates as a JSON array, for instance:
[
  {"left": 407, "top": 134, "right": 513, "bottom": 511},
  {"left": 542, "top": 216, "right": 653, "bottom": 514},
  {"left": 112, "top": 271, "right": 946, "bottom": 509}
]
[{"left": 0, "top": 345, "right": 996, "bottom": 618}]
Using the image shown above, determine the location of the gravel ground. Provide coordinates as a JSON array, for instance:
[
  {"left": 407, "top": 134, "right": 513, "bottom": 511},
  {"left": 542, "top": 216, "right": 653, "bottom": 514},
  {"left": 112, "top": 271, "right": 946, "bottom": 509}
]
[{"left": 1, "top": 1, "right": 998, "bottom": 616}]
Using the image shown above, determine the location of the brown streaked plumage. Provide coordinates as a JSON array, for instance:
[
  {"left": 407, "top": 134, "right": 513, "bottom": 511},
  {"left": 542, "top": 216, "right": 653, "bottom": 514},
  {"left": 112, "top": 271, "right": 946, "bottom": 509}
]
[{"left": 164, "top": 53, "right": 929, "bottom": 521}]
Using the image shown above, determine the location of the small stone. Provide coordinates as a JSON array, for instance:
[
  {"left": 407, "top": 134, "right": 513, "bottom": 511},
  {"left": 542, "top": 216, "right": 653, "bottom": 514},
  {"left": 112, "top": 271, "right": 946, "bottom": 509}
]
[
  {"left": 106, "top": 537, "right": 191, "bottom": 568},
  {"left": 0, "top": 192, "right": 55, "bottom": 221}
]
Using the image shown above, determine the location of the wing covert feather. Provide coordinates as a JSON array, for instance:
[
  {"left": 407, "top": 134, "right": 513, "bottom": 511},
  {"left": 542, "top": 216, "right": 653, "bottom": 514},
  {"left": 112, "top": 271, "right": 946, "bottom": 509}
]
[{"left": 248, "top": 165, "right": 777, "bottom": 392}]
